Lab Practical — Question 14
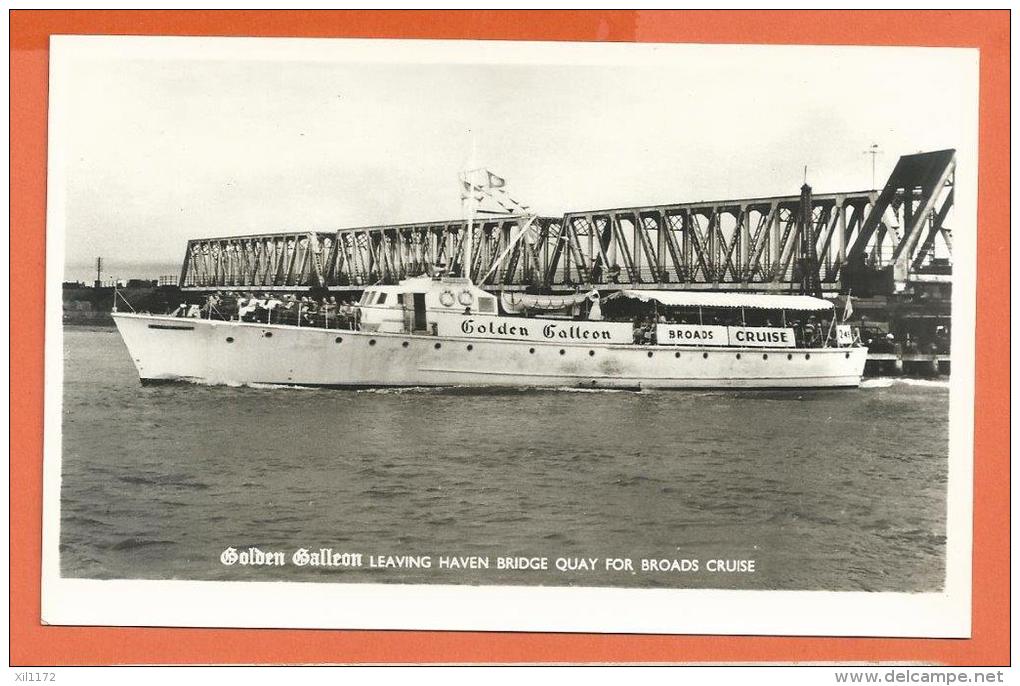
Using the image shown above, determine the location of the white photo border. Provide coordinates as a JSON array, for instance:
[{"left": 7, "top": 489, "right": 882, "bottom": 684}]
[{"left": 41, "top": 35, "right": 977, "bottom": 637}]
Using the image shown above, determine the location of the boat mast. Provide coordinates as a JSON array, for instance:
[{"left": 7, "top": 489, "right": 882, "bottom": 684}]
[
  {"left": 463, "top": 136, "right": 477, "bottom": 281},
  {"left": 465, "top": 187, "right": 474, "bottom": 281}
]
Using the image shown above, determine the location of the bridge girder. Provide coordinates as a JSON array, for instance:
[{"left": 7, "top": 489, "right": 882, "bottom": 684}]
[{"left": 179, "top": 150, "right": 955, "bottom": 294}]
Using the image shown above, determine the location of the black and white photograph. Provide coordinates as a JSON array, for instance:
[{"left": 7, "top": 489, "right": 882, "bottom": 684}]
[{"left": 43, "top": 35, "right": 977, "bottom": 635}]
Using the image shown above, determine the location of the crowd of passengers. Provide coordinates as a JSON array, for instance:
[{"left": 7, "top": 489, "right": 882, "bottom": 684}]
[
  {"left": 169, "top": 291, "right": 947, "bottom": 353},
  {"left": 627, "top": 310, "right": 833, "bottom": 348},
  {"left": 171, "top": 291, "right": 361, "bottom": 329}
]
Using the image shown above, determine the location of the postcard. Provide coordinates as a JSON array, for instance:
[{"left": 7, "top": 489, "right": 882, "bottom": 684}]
[{"left": 41, "top": 34, "right": 977, "bottom": 637}]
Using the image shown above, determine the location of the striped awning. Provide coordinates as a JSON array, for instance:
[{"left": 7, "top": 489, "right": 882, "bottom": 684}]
[{"left": 605, "top": 289, "right": 833, "bottom": 311}]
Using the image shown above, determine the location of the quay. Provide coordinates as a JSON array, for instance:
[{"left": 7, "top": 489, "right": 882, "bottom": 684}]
[{"left": 865, "top": 353, "right": 950, "bottom": 377}]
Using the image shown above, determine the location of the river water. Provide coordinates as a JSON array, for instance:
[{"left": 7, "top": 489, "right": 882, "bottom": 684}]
[{"left": 58, "top": 327, "right": 949, "bottom": 591}]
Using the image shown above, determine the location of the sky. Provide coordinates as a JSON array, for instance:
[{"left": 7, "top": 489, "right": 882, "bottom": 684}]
[{"left": 52, "top": 38, "right": 978, "bottom": 282}]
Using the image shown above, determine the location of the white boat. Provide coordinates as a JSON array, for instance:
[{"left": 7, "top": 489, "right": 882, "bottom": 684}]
[
  {"left": 112, "top": 273, "right": 867, "bottom": 390},
  {"left": 112, "top": 169, "right": 866, "bottom": 389}
]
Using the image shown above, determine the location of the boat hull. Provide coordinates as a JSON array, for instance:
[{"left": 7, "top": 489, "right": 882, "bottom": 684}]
[{"left": 113, "top": 313, "right": 868, "bottom": 389}]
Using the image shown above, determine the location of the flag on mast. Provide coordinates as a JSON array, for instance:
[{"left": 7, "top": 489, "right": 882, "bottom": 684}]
[{"left": 843, "top": 293, "right": 854, "bottom": 320}]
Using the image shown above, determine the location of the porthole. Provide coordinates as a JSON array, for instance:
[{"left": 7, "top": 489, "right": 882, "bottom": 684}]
[
  {"left": 702, "top": 352, "right": 709, "bottom": 359},
  {"left": 263, "top": 331, "right": 273, "bottom": 338},
  {"left": 434, "top": 342, "right": 442, "bottom": 350},
  {"left": 559, "top": 349, "right": 566, "bottom": 355},
  {"left": 762, "top": 354, "right": 768, "bottom": 360},
  {"left": 529, "top": 347, "right": 535, "bottom": 354},
  {"left": 225, "top": 337, "right": 234, "bottom": 343},
  {"left": 787, "top": 353, "right": 793, "bottom": 360},
  {"left": 805, "top": 353, "right": 811, "bottom": 360},
  {"left": 369, "top": 339, "right": 377, "bottom": 346},
  {"left": 647, "top": 352, "right": 654, "bottom": 358},
  {"left": 402, "top": 341, "right": 409, "bottom": 348},
  {"left": 466, "top": 344, "right": 473, "bottom": 351},
  {"left": 674, "top": 352, "right": 681, "bottom": 359},
  {"left": 845, "top": 352, "right": 850, "bottom": 359},
  {"left": 335, "top": 337, "right": 343, "bottom": 343},
  {"left": 589, "top": 350, "right": 595, "bottom": 357},
  {"left": 735, "top": 353, "right": 742, "bottom": 360}
]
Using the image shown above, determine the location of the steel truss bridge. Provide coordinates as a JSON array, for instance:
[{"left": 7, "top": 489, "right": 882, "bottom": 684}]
[{"left": 180, "top": 150, "right": 955, "bottom": 294}]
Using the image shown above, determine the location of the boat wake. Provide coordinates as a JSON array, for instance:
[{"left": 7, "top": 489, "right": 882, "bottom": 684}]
[
  {"left": 175, "top": 379, "right": 638, "bottom": 394},
  {"left": 356, "top": 385, "right": 636, "bottom": 396},
  {"left": 861, "top": 377, "right": 950, "bottom": 389}
]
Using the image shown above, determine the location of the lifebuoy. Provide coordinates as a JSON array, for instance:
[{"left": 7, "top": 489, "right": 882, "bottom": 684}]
[
  {"left": 457, "top": 289, "right": 473, "bottom": 307},
  {"left": 439, "top": 290, "right": 456, "bottom": 307}
]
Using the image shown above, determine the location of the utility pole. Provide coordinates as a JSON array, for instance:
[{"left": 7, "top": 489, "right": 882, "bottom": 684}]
[{"left": 864, "top": 144, "right": 881, "bottom": 190}]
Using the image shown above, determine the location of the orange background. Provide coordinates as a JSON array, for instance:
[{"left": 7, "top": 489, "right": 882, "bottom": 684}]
[{"left": 10, "top": 10, "right": 1010, "bottom": 666}]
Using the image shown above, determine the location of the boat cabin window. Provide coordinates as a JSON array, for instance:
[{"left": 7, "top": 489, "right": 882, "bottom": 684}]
[
  {"left": 478, "top": 296, "right": 496, "bottom": 314},
  {"left": 359, "top": 290, "right": 372, "bottom": 306},
  {"left": 377, "top": 292, "right": 388, "bottom": 305}
]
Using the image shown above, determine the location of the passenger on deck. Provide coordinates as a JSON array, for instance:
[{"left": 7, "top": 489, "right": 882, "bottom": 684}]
[
  {"left": 804, "top": 317, "right": 818, "bottom": 347},
  {"left": 252, "top": 293, "right": 269, "bottom": 323},
  {"left": 239, "top": 292, "right": 258, "bottom": 322},
  {"left": 265, "top": 295, "right": 282, "bottom": 323},
  {"left": 322, "top": 297, "right": 337, "bottom": 327},
  {"left": 279, "top": 294, "right": 296, "bottom": 325},
  {"left": 200, "top": 293, "right": 216, "bottom": 318},
  {"left": 219, "top": 292, "right": 238, "bottom": 319},
  {"left": 791, "top": 319, "right": 803, "bottom": 346},
  {"left": 299, "top": 297, "right": 317, "bottom": 326}
]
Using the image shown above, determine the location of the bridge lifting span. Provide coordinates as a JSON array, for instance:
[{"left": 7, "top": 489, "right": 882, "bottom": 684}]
[{"left": 179, "top": 150, "right": 956, "bottom": 294}]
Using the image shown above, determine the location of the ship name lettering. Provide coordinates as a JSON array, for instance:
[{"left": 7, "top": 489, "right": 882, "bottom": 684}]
[
  {"left": 542, "top": 323, "right": 610, "bottom": 340},
  {"left": 220, "top": 546, "right": 286, "bottom": 566},
  {"left": 460, "top": 318, "right": 529, "bottom": 338},
  {"left": 292, "top": 548, "right": 363, "bottom": 567},
  {"left": 438, "top": 555, "right": 490, "bottom": 569},
  {"left": 368, "top": 554, "right": 433, "bottom": 569}
]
